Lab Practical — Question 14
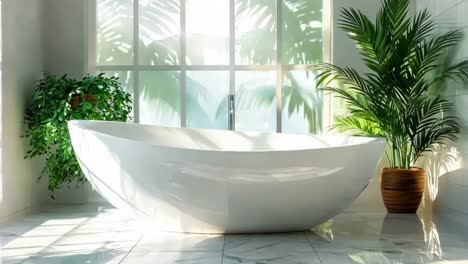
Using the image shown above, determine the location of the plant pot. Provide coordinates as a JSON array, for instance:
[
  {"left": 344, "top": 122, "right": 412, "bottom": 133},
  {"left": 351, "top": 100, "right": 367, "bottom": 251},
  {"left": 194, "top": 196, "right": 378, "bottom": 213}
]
[
  {"left": 71, "top": 94, "right": 97, "bottom": 110},
  {"left": 381, "top": 167, "right": 425, "bottom": 214}
]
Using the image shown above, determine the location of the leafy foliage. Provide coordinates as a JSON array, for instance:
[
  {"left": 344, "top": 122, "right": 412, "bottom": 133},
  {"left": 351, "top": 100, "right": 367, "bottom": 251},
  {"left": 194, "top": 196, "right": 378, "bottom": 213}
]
[
  {"left": 23, "top": 73, "right": 133, "bottom": 197},
  {"left": 232, "top": 0, "right": 324, "bottom": 133},
  {"left": 311, "top": 0, "right": 468, "bottom": 169}
]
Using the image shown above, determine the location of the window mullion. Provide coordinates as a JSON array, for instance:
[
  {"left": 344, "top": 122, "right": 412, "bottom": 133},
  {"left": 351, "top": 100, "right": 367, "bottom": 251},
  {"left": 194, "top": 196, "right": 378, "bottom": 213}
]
[
  {"left": 229, "top": 0, "right": 235, "bottom": 130},
  {"left": 322, "top": 0, "right": 333, "bottom": 132},
  {"left": 181, "top": 0, "right": 187, "bottom": 127},
  {"left": 95, "top": 65, "right": 311, "bottom": 72},
  {"left": 86, "top": 0, "right": 97, "bottom": 75},
  {"left": 276, "top": 0, "right": 283, "bottom": 133},
  {"left": 133, "top": 0, "right": 140, "bottom": 123}
]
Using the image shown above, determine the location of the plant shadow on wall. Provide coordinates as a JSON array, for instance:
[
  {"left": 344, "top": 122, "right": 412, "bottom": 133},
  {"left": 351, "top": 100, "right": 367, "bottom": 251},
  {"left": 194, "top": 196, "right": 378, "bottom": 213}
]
[
  {"left": 23, "top": 74, "right": 133, "bottom": 198},
  {"left": 97, "top": 0, "right": 324, "bottom": 132},
  {"left": 311, "top": 0, "right": 468, "bottom": 213}
]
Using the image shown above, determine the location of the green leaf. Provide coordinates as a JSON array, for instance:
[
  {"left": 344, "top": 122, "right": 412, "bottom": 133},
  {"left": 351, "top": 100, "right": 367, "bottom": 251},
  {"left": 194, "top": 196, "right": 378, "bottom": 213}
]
[{"left": 23, "top": 73, "right": 133, "bottom": 196}]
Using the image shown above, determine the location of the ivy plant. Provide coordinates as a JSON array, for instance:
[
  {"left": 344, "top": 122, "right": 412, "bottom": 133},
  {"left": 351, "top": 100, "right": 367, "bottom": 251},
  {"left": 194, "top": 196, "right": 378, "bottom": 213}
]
[{"left": 24, "top": 73, "right": 133, "bottom": 198}]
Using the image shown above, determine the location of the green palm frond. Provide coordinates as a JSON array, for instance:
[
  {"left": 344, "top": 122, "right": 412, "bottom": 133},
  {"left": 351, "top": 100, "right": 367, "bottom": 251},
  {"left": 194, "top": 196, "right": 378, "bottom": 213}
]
[
  {"left": 311, "top": 0, "right": 468, "bottom": 169},
  {"left": 333, "top": 116, "right": 384, "bottom": 137},
  {"left": 236, "top": 84, "right": 276, "bottom": 110}
]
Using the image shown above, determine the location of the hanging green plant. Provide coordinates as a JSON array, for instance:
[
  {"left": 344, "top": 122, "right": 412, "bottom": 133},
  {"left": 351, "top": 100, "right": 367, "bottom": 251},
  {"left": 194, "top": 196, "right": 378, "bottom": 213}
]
[{"left": 23, "top": 73, "right": 133, "bottom": 198}]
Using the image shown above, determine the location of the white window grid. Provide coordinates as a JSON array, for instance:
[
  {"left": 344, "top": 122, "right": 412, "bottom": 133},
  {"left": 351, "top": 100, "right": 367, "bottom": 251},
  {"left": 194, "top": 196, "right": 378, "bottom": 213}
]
[{"left": 85, "top": 0, "right": 333, "bottom": 132}]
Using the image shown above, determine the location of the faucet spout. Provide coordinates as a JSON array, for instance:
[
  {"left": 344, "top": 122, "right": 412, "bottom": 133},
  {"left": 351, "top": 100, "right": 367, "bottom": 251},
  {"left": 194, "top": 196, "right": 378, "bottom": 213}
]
[{"left": 228, "top": 94, "right": 235, "bottom": 131}]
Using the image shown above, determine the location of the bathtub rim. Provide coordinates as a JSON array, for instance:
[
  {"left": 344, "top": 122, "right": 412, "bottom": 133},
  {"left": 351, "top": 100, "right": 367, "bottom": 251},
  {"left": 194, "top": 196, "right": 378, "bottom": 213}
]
[{"left": 68, "top": 120, "right": 386, "bottom": 153}]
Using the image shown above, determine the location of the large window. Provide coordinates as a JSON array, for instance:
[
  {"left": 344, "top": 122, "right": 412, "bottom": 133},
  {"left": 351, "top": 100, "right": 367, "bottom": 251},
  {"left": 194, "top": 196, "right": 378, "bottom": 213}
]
[{"left": 89, "top": 0, "right": 331, "bottom": 133}]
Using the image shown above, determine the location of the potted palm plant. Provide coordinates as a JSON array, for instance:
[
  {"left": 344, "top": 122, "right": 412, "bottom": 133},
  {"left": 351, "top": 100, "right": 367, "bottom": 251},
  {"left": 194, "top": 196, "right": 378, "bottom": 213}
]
[{"left": 312, "top": 0, "right": 468, "bottom": 213}]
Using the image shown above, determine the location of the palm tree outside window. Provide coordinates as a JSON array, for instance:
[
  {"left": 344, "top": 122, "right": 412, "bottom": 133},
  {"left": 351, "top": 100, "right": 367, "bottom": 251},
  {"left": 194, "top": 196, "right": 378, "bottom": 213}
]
[{"left": 89, "top": 0, "right": 330, "bottom": 134}]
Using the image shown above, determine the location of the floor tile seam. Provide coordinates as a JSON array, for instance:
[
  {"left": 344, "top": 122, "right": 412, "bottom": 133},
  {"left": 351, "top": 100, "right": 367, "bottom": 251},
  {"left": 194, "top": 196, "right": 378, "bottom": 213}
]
[
  {"left": 130, "top": 249, "right": 224, "bottom": 252},
  {"left": 313, "top": 248, "right": 406, "bottom": 254},
  {"left": 303, "top": 232, "right": 324, "bottom": 264},
  {"left": 17, "top": 248, "right": 133, "bottom": 256},
  {"left": 13, "top": 218, "right": 96, "bottom": 264},
  {"left": 220, "top": 235, "right": 226, "bottom": 264},
  {"left": 117, "top": 235, "right": 144, "bottom": 264}
]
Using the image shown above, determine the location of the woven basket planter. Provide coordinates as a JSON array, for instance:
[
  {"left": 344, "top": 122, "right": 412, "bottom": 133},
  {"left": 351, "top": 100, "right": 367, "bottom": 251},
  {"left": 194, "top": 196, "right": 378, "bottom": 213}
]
[{"left": 381, "top": 167, "right": 425, "bottom": 214}]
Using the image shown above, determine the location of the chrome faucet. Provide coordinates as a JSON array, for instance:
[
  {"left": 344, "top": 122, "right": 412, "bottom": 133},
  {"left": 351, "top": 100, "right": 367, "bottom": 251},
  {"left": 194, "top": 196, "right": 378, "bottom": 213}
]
[{"left": 228, "top": 94, "right": 235, "bottom": 130}]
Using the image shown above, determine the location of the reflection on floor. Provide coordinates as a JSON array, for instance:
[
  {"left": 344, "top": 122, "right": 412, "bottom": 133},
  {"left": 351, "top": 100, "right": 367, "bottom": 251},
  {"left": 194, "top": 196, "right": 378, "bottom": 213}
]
[{"left": 0, "top": 203, "right": 468, "bottom": 264}]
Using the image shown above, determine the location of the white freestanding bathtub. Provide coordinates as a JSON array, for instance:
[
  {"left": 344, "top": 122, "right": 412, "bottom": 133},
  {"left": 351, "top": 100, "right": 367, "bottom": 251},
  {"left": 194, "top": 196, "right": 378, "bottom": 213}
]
[{"left": 68, "top": 120, "right": 385, "bottom": 234}]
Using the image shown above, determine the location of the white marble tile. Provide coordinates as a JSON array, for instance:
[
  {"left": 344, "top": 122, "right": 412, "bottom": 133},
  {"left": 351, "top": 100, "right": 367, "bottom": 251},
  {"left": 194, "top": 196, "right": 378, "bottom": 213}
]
[
  {"left": 434, "top": 211, "right": 468, "bottom": 238},
  {"left": 393, "top": 240, "right": 467, "bottom": 259},
  {"left": 1, "top": 234, "right": 62, "bottom": 251},
  {"left": 308, "top": 214, "right": 429, "bottom": 244},
  {"left": 41, "top": 241, "right": 137, "bottom": 254},
  {"left": 34, "top": 204, "right": 131, "bottom": 226},
  {"left": 307, "top": 213, "right": 454, "bottom": 256},
  {"left": 20, "top": 250, "right": 128, "bottom": 264},
  {"left": 120, "top": 251, "right": 222, "bottom": 264},
  {"left": 317, "top": 251, "right": 442, "bottom": 264},
  {"left": 2, "top": 203, "right": 468, "bottom": 264},
  {"left": 0, "top": 229, "right": 79, "bottom": 263},
  {"left": 0, "top": 218, "right": 83, "bottom": 238},
  {"left": 0, "top": 223, "right": 80, "bottom": 239},
  {"left": 440, "top": 246, "right": 468, "bottom": 261},
  {"left": 223, "top": 233, "right": 320, "bottom": 264},
  {"left": 82, "top": 211, "right": 135, "bottom": 225},
  {"left": 223, "top": 253, "right": 321, "bottom": 264},
  {"left": 53, "top": 230, "right": 141, "bottom": 244},
  {"left": 133, "top": 232, "right": 223, "bottom": 252},
  {"left": 334, "top": 211, "right": 418, "bottom": 221},
  {"left": 19, "top": 213, "right": 92, "bottom": 224},
  {"left": 308, "top": 210, "right": 468, "bottom": 260},
  {"left": 311, "top": 238, "right": 401, "bottom": 254},
  {"left": 68, "top": 221, "right": 139, "bottom": 235},
  {"left": 38, "top": 203, "right": 112, "bottom": 215},
  {"left": 309, "top": 219, "right": 396, "bottom": 242},
  {"left": 0, "top": 234, "right": 19, "bottom": 247},
  {"left": 0, "top": 247, "right": 48, "bottom": 264},
  {"left": 0, "top": 207, "right": 140, "bottom": 261},
  {"left": 224, "top": 233, "right": 310, "bottom": 253}
]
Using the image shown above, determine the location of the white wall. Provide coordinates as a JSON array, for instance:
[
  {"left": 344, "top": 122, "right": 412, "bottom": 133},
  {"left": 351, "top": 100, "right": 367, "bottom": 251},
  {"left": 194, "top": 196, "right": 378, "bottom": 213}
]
[
  {"left": 333, "top": 0, "right": 381, "bottom": 73},
  {"left": 43, "top": 0, "right": 87, "bottom": 78},
  {"left": 415, "top": 0, "right": 468, "bottom": 218},
  {"left": 0, "top": 0, "right": 45, "bottom": 221},
  {"left": 40, "top": 0, "right": 107, "bottom": 203}
]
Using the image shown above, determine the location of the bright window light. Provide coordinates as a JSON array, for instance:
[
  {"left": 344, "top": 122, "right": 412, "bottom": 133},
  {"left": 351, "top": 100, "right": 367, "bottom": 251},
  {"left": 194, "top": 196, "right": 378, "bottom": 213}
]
[{"left": 91, "top": 0, "right": 329, "bottom": 133}]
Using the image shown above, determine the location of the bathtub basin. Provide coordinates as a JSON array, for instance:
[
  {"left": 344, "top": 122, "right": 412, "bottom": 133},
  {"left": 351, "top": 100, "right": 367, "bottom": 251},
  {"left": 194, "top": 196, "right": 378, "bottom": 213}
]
[{"left": 68, "top": 120, "right": 385, "bottom": 234}]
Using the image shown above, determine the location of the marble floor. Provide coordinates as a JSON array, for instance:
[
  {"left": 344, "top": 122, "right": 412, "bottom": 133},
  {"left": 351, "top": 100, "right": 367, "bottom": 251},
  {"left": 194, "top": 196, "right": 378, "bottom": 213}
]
[{"left": 1, "top": 204, "right": 468, "bottom": 264}]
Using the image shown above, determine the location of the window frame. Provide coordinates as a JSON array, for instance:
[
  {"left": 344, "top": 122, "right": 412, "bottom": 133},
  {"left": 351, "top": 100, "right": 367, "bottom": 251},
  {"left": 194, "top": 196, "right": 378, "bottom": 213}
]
[{"left": 86, "top": 0, "right": 333, "bottom": 133}]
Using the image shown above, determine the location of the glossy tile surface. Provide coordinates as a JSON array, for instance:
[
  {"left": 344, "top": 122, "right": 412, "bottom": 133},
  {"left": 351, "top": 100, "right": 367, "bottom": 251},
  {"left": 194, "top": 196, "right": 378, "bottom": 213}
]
[
  {"left": 1, "top": 203, "right": 468, "bottom": 264},
  {"left": 223, "top": 233, "right": 321, "bottom": 264}
]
